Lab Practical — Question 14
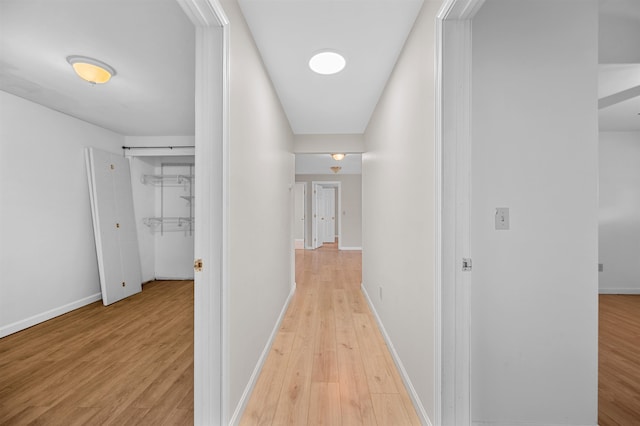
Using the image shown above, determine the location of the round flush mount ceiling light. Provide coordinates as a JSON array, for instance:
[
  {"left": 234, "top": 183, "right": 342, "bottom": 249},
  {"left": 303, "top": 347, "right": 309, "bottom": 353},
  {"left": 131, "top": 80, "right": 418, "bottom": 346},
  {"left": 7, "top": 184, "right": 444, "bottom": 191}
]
[
  {"left": 330, "top": 153, "right": 346, "bottom": 161},
  {"left": 66, "top": 55, "right": 116, "bottom": 84},
  {"left": 309, "top": 51, "right": 346, "bottom": 75}
]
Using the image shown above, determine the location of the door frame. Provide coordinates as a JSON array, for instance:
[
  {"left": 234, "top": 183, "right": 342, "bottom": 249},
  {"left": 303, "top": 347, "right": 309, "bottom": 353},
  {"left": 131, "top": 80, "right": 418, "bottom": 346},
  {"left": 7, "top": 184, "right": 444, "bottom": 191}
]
[
  {"left": 176, "top": 0, "right": 229, "bottom": 424},
  {"left": 293, "top": 182, "right": 307, "bottom": 250},
  {"left": 436, "top": 0, "right": 485, "bottom": 424}
]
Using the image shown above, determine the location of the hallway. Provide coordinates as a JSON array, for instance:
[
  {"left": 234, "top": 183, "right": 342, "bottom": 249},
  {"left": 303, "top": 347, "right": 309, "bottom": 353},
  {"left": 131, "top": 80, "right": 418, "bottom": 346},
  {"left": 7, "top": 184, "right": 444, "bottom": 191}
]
[{"left": 240, "top": 244, "right": 420, "bottom": 425}]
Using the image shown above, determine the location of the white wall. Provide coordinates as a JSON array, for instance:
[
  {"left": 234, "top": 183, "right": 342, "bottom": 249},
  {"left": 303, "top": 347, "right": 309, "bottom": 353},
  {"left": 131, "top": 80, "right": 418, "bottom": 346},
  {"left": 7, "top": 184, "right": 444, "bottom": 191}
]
[
  {"left": 362, "top": 1, "right": 439, "bottom": 423},
  {"left": 470, "top": 1, "right": 598, "bottom": 424},
  {"left": 222, "top": 0, "right": 296, "bottom": 420},
  {"left": 126, "top": 138, "right": 195, "bottom": 281},
  {"left": 599, "top": 5, "right": 640, "bottom": 64},
  {"left": 152, "top": 162, "right": 195, "bottom": 280},
  {"left": 599, "top": 131, "right": 640, "bottom": 294},
  {"left": 295, "top": 174, "right": 362, "bottom": 249},
  {"left": 294, "top": 134, "right": 365, "bottom": 154},
  {"left": 130, "top": 157, "right": 157, "bottom": 282},
  {"left": 125, "top": 135, "right": 195, "bottom": 148},
  {"left": 0, "top": 91, "right": 123, "bottom": 337}
]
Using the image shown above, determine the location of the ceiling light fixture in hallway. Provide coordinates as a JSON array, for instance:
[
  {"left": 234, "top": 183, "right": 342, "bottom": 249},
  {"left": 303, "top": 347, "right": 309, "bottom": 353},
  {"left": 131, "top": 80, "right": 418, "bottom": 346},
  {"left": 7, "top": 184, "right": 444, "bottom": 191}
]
[{"left": 309, "top": 50, "right": 345, "bottom": 75}]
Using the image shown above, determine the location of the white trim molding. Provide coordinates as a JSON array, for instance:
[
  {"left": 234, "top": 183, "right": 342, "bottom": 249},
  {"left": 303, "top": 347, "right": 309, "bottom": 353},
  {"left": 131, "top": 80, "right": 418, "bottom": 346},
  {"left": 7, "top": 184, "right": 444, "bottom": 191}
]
[
  {"left": 599, "top": 288, "right": 640, "bottom": 295},
  {"left": 0, "top": 293, "right": 102, "bottom": 338},
  {"left": 436, "top": 0, "right": 485, "bottom": 425},
  {"left": 361, "top": 284, "right": 433, "bottom": 426},
  {"left": 176, "top": 0, "right": 230, "bottom": 424}
]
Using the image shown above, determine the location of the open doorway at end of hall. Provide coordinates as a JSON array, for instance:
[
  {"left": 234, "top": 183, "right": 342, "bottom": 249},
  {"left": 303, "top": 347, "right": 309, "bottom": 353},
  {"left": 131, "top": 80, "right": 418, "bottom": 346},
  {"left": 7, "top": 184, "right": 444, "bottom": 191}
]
[
  {"left": 294, "top": 181, "right": 341, "bottom": 250},
  {"left": 312, "top": 181, "right": 340, "bottom": 249}
]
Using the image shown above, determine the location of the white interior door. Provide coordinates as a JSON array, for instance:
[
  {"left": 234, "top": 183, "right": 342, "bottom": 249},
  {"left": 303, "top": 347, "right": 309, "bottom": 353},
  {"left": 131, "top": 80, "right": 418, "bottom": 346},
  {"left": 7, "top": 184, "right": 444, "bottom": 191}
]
[
  {"left": 86, "top": 147, "right": 142, "bottom": 305},
  {"left": 323, "top": 188, "right": 335, "bottom": 243}
]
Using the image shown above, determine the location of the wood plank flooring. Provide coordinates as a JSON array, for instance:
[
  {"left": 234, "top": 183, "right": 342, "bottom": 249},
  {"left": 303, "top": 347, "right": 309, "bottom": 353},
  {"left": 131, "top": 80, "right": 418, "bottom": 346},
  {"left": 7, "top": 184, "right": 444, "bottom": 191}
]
[
  {"left": 240, "top": 243, "right": 421, "bottom": 426},
  {"left": 0, "top": 280, "right": 194, "bottom": 425},
  {"left": 599, "top": 294, "right": 640, "bottom": 425},
  {"left": 5, "top": 258, "right": 638, "bottom": 425}
]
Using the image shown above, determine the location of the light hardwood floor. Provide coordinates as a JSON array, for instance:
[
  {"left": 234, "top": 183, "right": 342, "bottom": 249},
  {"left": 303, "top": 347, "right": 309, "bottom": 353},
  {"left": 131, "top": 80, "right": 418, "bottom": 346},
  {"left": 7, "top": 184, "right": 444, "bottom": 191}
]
[
  {"left": 0, "top": 280, "right": 194, "bottom": 425},
  {"left": 599, "top": 294, "right": 640, "bottom": 425},
  {"left": 240, "top": 243, "right": 421, "bottom": 426},
  {"left": 5, "top": 258, "right": 635, "bottom": 425}
]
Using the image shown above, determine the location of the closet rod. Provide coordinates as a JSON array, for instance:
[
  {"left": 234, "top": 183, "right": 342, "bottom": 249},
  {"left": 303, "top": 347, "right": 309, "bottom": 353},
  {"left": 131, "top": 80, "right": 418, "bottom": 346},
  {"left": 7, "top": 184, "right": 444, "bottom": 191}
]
[{"left": 122, "top": 145, "right": 195, "bottom": 150}]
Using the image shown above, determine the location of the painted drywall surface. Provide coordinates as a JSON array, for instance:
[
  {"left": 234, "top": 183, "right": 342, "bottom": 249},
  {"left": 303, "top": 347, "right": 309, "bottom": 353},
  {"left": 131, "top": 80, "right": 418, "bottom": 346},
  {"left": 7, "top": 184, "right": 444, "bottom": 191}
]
[
  {"left": 599, "top": 131, "right": 640, "bottom": 293},
  {"left": 124, "top": 135, "right": 195, "bottom": 147},
  {"left": 0, "top": 91, "right": 123, "bottom": 335},
  {"left": 222, "top": 0, "right": 295, "bottom": 418},
  {"left": 599, "top": 5, "right": 640, "bottom": 64},
  {"left": 130, "top": 157, "right": 157, "bottom": 282},
  {"left": 295, "top": 174, "right": 362, "bottom": 249},
  {"left": 471, "top": 1, "right": 598, "bottom": 424},
  {"left": 362, "top": 1, "right": 439, "bottom": 421},
  {"left": 294, "top": 134, "right": 365, "bottom": 153},
  {"left": 153, "top": 163, "right": 195, "bottom": 279},
  {"left": 129, "top": 160, "right": 195, "bottom": 281}
]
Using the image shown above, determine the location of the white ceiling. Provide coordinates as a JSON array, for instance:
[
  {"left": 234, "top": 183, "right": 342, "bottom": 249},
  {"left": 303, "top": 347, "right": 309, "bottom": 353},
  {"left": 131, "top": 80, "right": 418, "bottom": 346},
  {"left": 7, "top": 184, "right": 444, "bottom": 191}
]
[
  {"left": 1, "top": 0, "right": 638, "bottom": 137},
  {"left": 238, "top": 0, "right": 424, "bottom": 134},
  {"left": 598, "top": 0, "right": 640, "bottom": 131},
  {"left": 296, "top": 153, "right": 361, "bottom": 175},
  {"left": 0, "top": 0, "right": 195, "bottom": 136}
]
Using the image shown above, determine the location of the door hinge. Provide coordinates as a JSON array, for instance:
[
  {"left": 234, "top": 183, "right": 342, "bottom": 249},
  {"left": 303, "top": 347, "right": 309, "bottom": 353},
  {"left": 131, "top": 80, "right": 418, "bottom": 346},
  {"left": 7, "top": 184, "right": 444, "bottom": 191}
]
[{"left": 462, "top": 258, "right": 472, "bottom": 271}]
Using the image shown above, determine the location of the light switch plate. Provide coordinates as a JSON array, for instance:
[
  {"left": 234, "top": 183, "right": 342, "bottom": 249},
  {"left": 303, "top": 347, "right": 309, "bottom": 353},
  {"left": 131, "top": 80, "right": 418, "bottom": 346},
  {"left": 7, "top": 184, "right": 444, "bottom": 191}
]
[{"left": 495, "top": 207, "right": 510, "bottom": 230}]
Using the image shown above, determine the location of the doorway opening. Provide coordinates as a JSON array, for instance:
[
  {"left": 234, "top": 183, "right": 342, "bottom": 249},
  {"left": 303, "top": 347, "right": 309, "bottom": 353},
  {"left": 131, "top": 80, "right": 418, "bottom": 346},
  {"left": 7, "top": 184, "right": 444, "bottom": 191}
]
[
  {"left": 294, "top": 153, "right": 363, "bottom": 252},
  {"left": 312, "top": 181, "right": 341, "bottom": 249}
]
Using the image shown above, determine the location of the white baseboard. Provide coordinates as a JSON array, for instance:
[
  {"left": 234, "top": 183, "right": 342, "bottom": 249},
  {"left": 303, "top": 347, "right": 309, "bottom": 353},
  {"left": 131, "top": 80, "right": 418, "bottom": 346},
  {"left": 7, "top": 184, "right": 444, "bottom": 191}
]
[
  {"left": 0, "top": 292, "right": 102, "bottom": 338},
  {"left": 294, "top": 239, "right": 304, "bottom": 250},
  {"left": 229, "top": 284, "right": 296, "bottom": 425},
  {"left": 339, "top": 246, "right": 362, "bottom": 251},
  {"left": 599, "top": 288, "right": 640, "bottom": 294},
  {"left": 154, "top": 276, "right": 195, "bottom": 281},
  {"left": 474, "top": 422, "right": 597, "bottom": 426},
  {"left": 361, "top": 283, "right": 432, "bottom": 426}
]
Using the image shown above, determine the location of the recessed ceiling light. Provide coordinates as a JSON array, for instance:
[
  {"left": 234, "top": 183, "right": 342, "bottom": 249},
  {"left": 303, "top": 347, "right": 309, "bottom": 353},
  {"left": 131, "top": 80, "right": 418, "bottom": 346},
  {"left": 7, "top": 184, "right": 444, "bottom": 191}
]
[
  {"left": 330, "top": 153, "right": 346, "bottom": 161},
  {"left": 67, "top": 55, "right": 116, "bottom": 84},
  {"left": 309, "top": 51, "right": 346, "bottom": 75}
]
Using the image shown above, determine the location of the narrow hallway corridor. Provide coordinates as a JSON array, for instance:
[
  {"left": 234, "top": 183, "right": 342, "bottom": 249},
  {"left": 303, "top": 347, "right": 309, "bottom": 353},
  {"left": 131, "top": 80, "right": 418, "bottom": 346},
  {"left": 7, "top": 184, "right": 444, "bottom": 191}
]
[{"left": 240, "top": 244, "right": 421, "bottom": 425}]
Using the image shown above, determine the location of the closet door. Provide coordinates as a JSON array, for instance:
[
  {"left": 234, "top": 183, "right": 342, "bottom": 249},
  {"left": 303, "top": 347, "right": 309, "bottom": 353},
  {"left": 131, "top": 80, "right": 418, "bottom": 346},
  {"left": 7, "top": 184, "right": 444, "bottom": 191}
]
[{"left": 86, "top": 148, "right": 142, "bottom": 305}]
